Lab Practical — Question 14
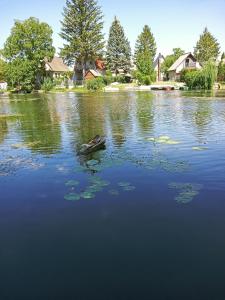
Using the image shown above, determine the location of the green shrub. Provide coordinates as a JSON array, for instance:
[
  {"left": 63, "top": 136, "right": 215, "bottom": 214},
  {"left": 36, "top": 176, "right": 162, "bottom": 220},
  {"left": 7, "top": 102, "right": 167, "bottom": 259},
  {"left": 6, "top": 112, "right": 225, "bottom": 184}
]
[
  {"left": 86, "top": 77, "right": 105, "bottom": 91},
  {"left": 103, "top": 71, "right": 113, "bottom": 85},
  {"left": 136, "top": 71, "right": 156, "bottom": 85},
  {"left": 180, "top": 69, "right": 196, "bottom": 82},
  {"left": 41, "top": 77, "right": 55, "bottom": 92},
  {"left": 184, "top": 61, "right": 217, "bottom": 90},
  {"left": 114, "top": 75, "right": 126, "bottom": 83}
]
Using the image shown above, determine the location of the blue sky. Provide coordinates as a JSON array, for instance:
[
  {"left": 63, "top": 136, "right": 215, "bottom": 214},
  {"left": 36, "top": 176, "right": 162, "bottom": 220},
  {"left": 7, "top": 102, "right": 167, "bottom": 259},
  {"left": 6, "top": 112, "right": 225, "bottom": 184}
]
[{"left": 0, "top": 0, "right": 224, "bottom": 56}]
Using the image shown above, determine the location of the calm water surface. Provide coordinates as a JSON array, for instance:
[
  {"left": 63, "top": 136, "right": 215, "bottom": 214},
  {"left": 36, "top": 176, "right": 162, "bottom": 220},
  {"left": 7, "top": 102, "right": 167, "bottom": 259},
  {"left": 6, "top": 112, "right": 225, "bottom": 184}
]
[{"left": 1, "top": 91, "right": 225, "bottom": 300}]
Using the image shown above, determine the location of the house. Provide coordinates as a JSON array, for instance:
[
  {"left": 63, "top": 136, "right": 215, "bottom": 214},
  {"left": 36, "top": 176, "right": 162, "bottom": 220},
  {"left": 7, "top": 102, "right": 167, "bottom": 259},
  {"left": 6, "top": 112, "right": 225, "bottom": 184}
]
[
  {"left": 84, "top": 69, "right": 102, "bottom": 80},
  {"left": 74, "top": 59, "right": 106, "bottom": 83},
  {"left": 45, "top": 57, "right": 70, "bottom": 78},
  {"left": 154, "top": 53, "right": 165, "bottom": 81},
  {"left": 168, "top": 52, "right": 201, "bottom": 81},
  {"left": 95, "top": 59, "right": 106, "bottom": 75}
]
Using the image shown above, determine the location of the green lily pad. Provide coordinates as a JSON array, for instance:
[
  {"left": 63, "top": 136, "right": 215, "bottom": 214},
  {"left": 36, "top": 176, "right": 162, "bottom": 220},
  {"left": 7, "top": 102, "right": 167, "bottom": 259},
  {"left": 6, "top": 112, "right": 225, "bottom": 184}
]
[
  {"left": 80, "top": 191, "right": 95, "bottom": 199},
  {"left": 175, "top": 190, "right": 199, "bottom": 204},
  {"left": 192, "top": 146, "right": 209, "bottom": 151},
  {"left": 64, "top": 193, "right": 81, "bottom": 201},
  {"left": 147, "top": 136, "right": 180, "bottom": 145},
  {"left": 169, "top": 182, "right": 202, "bottom": 204},
  {"left": 86, "top": 184, "right": 103, "bottom": 193},
  {"left": 65, "top": 180, "right": 79, "bottom": 187},
  {"left": 86, "top": 159, "right": 99, "bottom": 166}
]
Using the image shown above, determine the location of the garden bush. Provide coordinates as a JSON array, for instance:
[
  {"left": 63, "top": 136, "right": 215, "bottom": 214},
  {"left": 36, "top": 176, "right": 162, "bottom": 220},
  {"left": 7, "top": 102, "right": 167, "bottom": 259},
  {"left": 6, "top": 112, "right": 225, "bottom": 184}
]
[
  {"left": 184, "top": 61, "right": 217, "bottom": 90},
  {"left": 86, "top": 77, "right": 105, "bottom": 91},
  {"left": 41, "top": 77, "right": 55, "bottom": 92}
]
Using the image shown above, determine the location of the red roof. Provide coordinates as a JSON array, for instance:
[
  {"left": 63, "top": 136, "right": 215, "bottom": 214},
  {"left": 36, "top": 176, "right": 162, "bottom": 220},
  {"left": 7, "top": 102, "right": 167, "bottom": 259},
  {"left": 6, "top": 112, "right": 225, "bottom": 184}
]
[{"left": 95, "top": 59, "right": 105, "bottom": 70}]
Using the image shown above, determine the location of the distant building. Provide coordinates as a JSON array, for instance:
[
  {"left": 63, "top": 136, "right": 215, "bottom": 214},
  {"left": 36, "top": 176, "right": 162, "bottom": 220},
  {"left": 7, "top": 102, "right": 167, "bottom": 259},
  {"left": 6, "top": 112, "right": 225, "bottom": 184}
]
[
  {"left": 45, "top": 57, "right": 70, "bottom": 78},
  {"left": 84, "top": 69, "right": 102, "bottom": 80},
  {"left": 168, "top": 52, "right": 201, "bottom": 81},
  {"left": 74, "top": 59, "right": 106, "bottom": 83},
  {"left": 154, "top": 53, "right": 165, "bottom": 81}
]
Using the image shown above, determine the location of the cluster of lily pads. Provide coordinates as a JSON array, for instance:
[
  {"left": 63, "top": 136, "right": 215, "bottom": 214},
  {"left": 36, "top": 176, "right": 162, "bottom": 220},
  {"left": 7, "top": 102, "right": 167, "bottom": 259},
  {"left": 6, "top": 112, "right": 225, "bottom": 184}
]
[
  {"left": 168, "top": 182, "right": 203, "bottom": 204},
  {"left": 64, "top": 176, "right": 136, "bottom": 202}
]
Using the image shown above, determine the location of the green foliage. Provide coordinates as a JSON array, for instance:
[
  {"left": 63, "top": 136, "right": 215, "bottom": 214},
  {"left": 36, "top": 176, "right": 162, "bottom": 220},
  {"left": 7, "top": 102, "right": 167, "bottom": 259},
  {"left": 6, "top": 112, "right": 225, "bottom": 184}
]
[
  {"left": 180, "top": 68, "right": 196, "bottom": 82},
  {"left": 114, "top": 75, "right": 126, "bottom": 83},
  {"left": 5, "top": 59, "right": 36, "bottom": 92},
  {"left": 106, "top": 17, "right": 131, "bottom": 74},
  {"left": 86, "top": 77, "right": 105, "bottom": 91},
  {"left": 2, "top": 17, "right": 55, "bottom": 91},
  {"left": 103, "top": 72, "right": 114, "bottom": 85},
  {"left": 0, "top": 59, "right": 6, "bottom": 81},
  {"left": 136, "top": 51, "right": 152, "bottom": 75},
  {"left": 60, "top": 0, "right": 104, "bottom": 75},
  {"left": 161, "top": 48, "right": 185, "bottom": 78},
  {"left": 194, "top": 27, "right": 220, "bottom": 65},
  {"left": 134, "top": 25, "right": 157, "bottom": 85},
  {"left": 41, "top": 77, "right": 55, "bottom": 92},
  {"left": 137, "top": 72, "right": 156, "bottom": 85},
  {"left": 184, "top": 61, "right": 217, "bottom": 90},
  {"left": 134, "top": 25, "right": 157, "bottom": 63},
  {"left": 217, "top": 55, "right": 225, "bottom": 82}
]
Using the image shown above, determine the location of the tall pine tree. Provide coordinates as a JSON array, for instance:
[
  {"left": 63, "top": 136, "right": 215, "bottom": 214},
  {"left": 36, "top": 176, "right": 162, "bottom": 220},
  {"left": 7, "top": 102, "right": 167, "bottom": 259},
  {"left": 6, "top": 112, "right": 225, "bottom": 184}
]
[
  {"left": 134, "top": 25, "right": 157, "bottom": 83},
  {"left": 60, "top": 0, "right": 104, "bottom": 78},
  {"left": 134, "top": 25, "right": 156, "bottom": 63},
  {"left": 106, "top": 17, "right": 131, "bottom": 74},
  {"left": 194, "top": 27, "right": 220, "bottom": 65}
]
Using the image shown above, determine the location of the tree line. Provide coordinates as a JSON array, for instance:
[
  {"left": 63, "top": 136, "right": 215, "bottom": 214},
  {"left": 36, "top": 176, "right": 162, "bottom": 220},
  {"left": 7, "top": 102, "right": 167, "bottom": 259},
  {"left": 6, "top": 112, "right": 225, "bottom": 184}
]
[{"left": 0, "top": 0, "right": 224, "bottom": 92}]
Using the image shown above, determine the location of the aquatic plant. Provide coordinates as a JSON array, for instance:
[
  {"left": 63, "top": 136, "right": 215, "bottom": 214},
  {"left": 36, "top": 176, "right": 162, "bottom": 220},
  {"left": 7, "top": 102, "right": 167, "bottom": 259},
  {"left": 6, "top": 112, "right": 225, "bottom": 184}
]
[
  {"left": 65, "top": 180, "right": 80, "bottom": 187},
  {"left": 169, "top": 182, "right": 203, "bottom": 204},
  {"left": 64, "top": 193, "right": 81, "bottom": 201},
  {"left": 80, "top": 191, "right": 95, "bottom": 199},
  {"left": 147, "top": 136, "right": 180, "bottom": 145},
  {"left": 192, "top": 146, "right": 209, "bottom": 151},
  {"left": 86, "top": 159, "right": 99, "bottom": 166}
]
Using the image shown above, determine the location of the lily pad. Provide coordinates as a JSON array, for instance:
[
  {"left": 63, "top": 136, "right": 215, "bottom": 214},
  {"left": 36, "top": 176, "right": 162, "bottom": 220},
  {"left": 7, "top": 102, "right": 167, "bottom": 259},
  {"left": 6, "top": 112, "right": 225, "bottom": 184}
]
[
  {"left": 192, "top": 146, "right": 209, "bottom": 151},
  {"left": 175, "top": 191, "right": 199, "bottom": 204},
  {"left": 169, "top": 182, "right": 203, "bottom": 204},
  {"left": 64, "top": 193, "right": 80, "bottom": 201},
  {"left": 80, "top": 191, "right": 95, "bottom": 199},
  {"left": 65, "top": 180, "right": 79, "bottom": 187},
  {"left": 86, "top": 159, "right": 99, "bottom": 166},
  {"left": 147, "top": 136, "right": 180, "bottom": 145},
  {"left": 86, "top": 184, "right": 103, "bottom": 193}
]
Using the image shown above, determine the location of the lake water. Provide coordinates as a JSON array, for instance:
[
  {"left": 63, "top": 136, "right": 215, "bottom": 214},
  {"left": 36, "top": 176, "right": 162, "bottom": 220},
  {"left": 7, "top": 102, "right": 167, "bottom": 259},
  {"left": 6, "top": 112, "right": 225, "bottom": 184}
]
[{"left": 1, "top": 90, "right": 225, "bottom": 300}]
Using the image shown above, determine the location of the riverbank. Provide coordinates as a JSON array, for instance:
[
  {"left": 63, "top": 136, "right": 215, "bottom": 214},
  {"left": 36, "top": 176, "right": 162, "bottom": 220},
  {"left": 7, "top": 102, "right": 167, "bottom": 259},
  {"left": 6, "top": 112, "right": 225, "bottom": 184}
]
[{"left": 1, "top": 81, "right": 225, "bottom": 96}]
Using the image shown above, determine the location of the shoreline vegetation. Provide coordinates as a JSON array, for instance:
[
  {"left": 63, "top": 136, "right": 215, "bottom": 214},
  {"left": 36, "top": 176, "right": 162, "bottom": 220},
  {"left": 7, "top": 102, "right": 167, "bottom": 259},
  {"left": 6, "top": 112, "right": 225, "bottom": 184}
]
[{"left": 0, "top": 0, "right": 225, "bottom": 95}]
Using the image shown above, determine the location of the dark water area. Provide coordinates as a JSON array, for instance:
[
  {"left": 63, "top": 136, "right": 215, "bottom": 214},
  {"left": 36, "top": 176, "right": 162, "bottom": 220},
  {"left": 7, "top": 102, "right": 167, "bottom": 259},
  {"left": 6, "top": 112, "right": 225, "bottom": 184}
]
[{"left": 1, "top": 90, "right": 225, "bottom": 300}]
